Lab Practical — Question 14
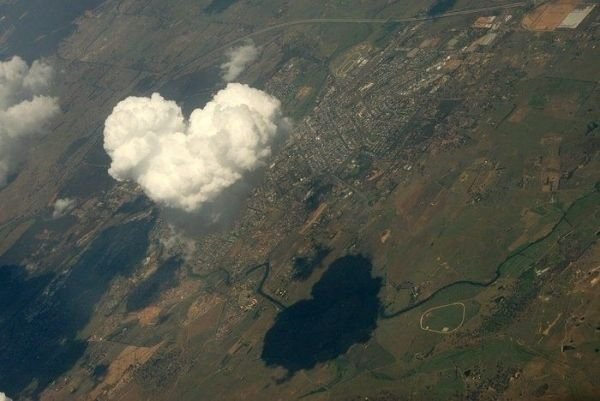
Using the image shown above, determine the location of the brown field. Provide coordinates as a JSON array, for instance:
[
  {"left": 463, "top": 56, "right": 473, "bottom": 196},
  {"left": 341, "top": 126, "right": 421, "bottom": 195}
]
[
  {"left": 393, "top": 180, "right": 426, "bottom": 220},
  {"left": 295, "top": 86, "right": 313, "bottom": 100},
  {"left": 545, "top": 94, "right": 579, "bottom": 119},
  {"left": 40, "top": 343, "right": 163, "bottom": 401},
  {"left": 367, "top": 168, "right": 384, "bottom": 182},
  {"left": 332, "top": 42, "right": 372, "bottom": 77},
  {"left": 135, "top": 306, "right": 162, "bottom": 326},
  {"left": 442, "top": 58, "right": 462, "bottom": 72},
  {"left": 419, "top": 37, "right": 440, "bottom": 48},
  {"left": 5, "top": 0, "right": 600, "bottom": 399},
  {"left": 522, "top": 0, "right": 579, "bottom": 31},
  {"left": 300, "top": 203, "right": 328, "bottom": 234},
  {"left": 88, "top": 343, "right": 163, "bottom": 400},
  {"left": 508, "top": 105, "right": 529, "bottom": 123},
  {"left": 507, "top": 209, "right": 553, "bottom": 252},
  {"left": 540, "top": 136, "right": 562, "bottom": 192},
  {"left": 380, "top": 228, "right": 391, "bottom": 244}
]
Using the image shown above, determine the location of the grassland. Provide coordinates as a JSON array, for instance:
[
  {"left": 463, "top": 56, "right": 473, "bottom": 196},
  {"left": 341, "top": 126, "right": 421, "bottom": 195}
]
[
  {"left": 420, "top": 302, "right": 466, "bottom": 333},
  {"left": 0, "top": 0, "right": 598, "bottom": 400}
]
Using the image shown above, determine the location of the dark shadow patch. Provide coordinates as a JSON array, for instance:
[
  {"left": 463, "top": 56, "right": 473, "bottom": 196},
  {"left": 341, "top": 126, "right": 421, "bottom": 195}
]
[
  {"left": 292, "top": 245, "right": 331, "bottom": 281},
  {"left": 203, "top": 0, "right": 240, "bottom": 15},
  {"left": 160, "top": 174, "right": 257, "bottom": 236},
  {"left": 0, "top": 265, "right": 54, "bottom": 324},
  {"left": 59, "top": 138, "right": 115, "bottom": 199},
  {"left": 0, "top": 215, "right": 75, "bottom": 266},
  {"left": 0, "top": 217, "right": 154, "bottom": 396},
  {"left": 57, "top": 136, "right": 88, "bottom": 166},
  {"left": 92, "top": 364, "right": 108, "bottom": 381},
  {"left": 133, "top": 75, "right": 158, "bottom": 95},
  {"left": 427, "top": 0, "right": 457, "bottom": 16},
  {"left": 304, "top": 179, "right": 333, "bottom": 212},
  {"left": 0, "top": 0, "right": 106, "bottom": 61},
  {"left": 0, "top": 219, "right": 45, "bottom": 265},
  {"left": 339, "top": 150, "right": 373, "bottom": 181},
  {"left": 157, "top": 67, "right": 221, "bottom": 115},
  {"left": 116, "top": 195, "right": 154, "bottom": 215},
  {"left": 437, "top": 99, "right": 462, "bottom": 119},
  {"left": 126, "top": 257, "right": 183, "bottom": 312},
  {"left": 261, "top": 255, "right": 382, "bottom": 374}
]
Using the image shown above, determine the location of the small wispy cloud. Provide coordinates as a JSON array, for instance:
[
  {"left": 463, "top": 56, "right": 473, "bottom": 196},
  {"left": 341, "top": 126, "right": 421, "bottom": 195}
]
[
  {"left": 52, "top": 197, "right": 76, "bottom": 219},
  {"left": 220, "top": 40, "right": 259, "bottom": 82}
]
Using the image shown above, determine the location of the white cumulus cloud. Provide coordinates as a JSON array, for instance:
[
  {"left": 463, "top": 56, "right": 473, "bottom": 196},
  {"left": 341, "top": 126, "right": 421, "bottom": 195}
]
[
  {"left": 103, "top": 83, "right": 285, "bottom": 212},
  {"left": 0, "top": 56, "right": 59, "bottom": 188},
  {"left": 52, "top": 197, "right": 76, "bottom": 219},
  {"left": 221, "top": 41, "right": 259, "bottom": 82},
  {"left": 0, "top": 392, "right": 13, "bottom": 401}
]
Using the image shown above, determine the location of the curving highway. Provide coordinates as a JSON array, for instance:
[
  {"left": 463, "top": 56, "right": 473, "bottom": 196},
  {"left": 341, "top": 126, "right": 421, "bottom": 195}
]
[{"left": 187, "top": 1, "right": 528, "bottom": 68}]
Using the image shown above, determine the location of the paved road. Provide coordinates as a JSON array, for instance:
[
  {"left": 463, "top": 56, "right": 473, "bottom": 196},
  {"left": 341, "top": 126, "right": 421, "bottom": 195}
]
[
  {"left": 187, "top": 1, "right": 528, "bottom": 67},
  {"left": 232, "top": 2, "right": 527, "bottom": 41}
]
